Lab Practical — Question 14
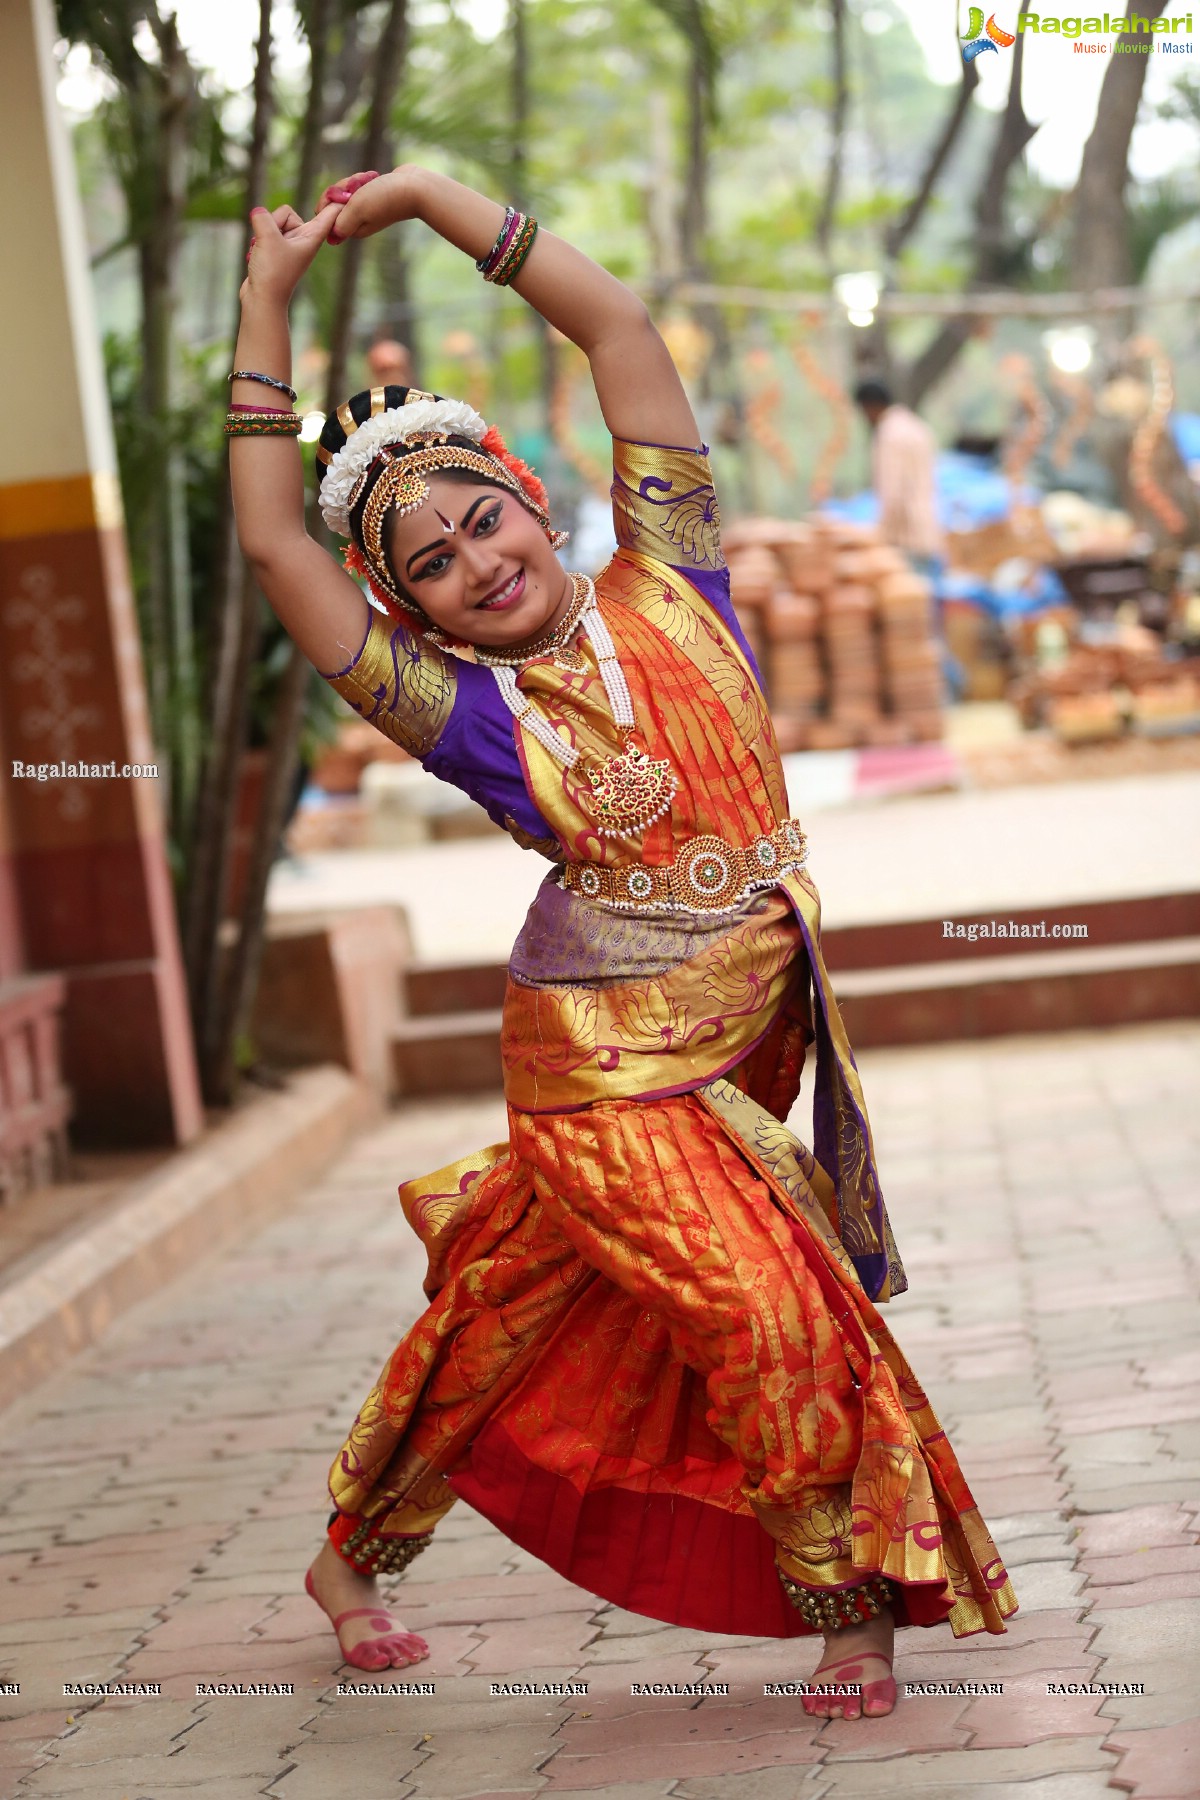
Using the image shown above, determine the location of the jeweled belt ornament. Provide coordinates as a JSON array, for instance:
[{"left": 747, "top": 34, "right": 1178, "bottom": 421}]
[
  {"left": 560, "top": 817, "right": 809, "bottom": 915},
  {"left": 486, "top": 574, "right": 678, "bottom": 839}
]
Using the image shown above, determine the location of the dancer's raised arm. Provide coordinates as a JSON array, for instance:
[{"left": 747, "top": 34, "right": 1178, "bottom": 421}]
[
  {"left": 228, "top": 202, "right": 372, "bottom": 675},
  {"left": 326, "top": 165, "right": 701, "bottom": 450}
]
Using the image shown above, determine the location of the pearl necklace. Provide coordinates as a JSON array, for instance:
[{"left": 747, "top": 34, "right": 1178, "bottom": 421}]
[{"left": 486, "top": 574, "right": 677, "bottom": 839}]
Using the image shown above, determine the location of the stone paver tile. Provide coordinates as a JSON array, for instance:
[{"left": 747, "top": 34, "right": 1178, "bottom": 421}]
[
  {"left": 1061, "top": 1427, "right": 1181, "bottom": 1469},
  {"left": 134, "top": 1594, "right": 276, "bottom": 1650},
  {"left": 6, "top": 1629, "right": 149, "bottom": 1693},
  {"left": 814, "top": 1736, "right": 1118, "bottom": 1794},
  {"left": 397, "top": 1573, "right": 606, "bottom": 1625},
  {"left": 1088, "top": 1596, "right": 1200, "bottom": 1659},
  {"left": 1107, "top": 1718, "right": 1200, "bottom": 1798},
  {"left": 984, "top": 1510, "right": 1073, "bottom": 1543},
  {"left": 817, "top": 1693, "right": 970, "bottom": 1759},
  {"left": 415, "top": 1722, "right": 558, "bottom": 1797},
  {"left": 556, "top": 1700, "right": 822, "bottom": 1754},
  {"left": 674, "top": 1773, "right": 835, "bottom": 1800},
  {"left": 541, "top": 1727, "right": 826, "bottom": 1787},
  {"left": 548, "top": 1655, "right": 711, "bottom": 1716},
  {"left": 957, "top": 1669, "right": 1112, "bottom": 1749},
  {"left": 1067, "top": 1480, "right": 1200, "bottom": 1513},
  {"left": 946, "top": 1778, "right": 1123, "bottom": 1800},
  {"left": 995, "top": 1531, "right": 1082, "bottom": 1566},
  {"left": 1091, "top": 1666, "right": 1196, "bottom": 1731},
  {"left": 579, "top": 1626, "right": 763, "bottom": 1667},
  {"left": 997, "top": 1561, "right": 1085, "bottom": 1611},
  {"left": 1072, "top": 1504, "right": 1198, "bottom": 1557},
  {"left": 456, "top": 1613, "right": 595, "bottom": 1675},
  {"left": 181, "top": 1695, "right": 323, "bottom": 1752},
  {"left": 0, "top": 1606, "right": 152, "bottom": 1649},
  {"left": 1059, "top": 1391, "right": 1200, "bottom": 1435},
  {"left": 24, "top": 1697, "right": 200, "bottom": 1759},
  {"left": 941, "top": 1608, "right": 1097, "bottom": 1658},
  {"left": 17, "top": 1749, "right": 295, "bottom": 1793},
  {"left": 1082, "top": 1572, "right": 1200, "bottom": 1608},
  {"left": 965, "top": 1475, "right": 1068, "bottom": 1514},
  {"left": 1140, "top": 1351, "right": 1200, "bottom": 1390},
  {"left": 700, "top": 1640, "right": 817, "bottom": 1688},
  {"left": 1142, "top": 1420, "right": 1200, "bottom": 1459},
  {"left": 120, "top": 1635, "right": 336, "bottom": 1687},
  {"left": 897, "top": 1639, "right": 1099, "bottom": 1684},
  {"left": 439, "top": 1792, "right": 545, "bottom": 1800},
  {"left": 0, "top": 1709, "right": 72, "bottom": 1749}
]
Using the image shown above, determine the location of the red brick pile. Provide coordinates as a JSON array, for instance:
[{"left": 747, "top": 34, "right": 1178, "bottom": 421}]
[{"left": 725, "top": 518, "right": 945, "bottom": 751}]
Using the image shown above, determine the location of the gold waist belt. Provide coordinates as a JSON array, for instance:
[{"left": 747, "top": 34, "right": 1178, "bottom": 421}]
[{"left": 560, "top": 817, "right": 809, "bottom": 916}]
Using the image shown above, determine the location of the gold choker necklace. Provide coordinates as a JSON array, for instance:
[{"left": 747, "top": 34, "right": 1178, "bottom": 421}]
[{"left": 474, "top": 571, "right": 592, "bottom": 672}]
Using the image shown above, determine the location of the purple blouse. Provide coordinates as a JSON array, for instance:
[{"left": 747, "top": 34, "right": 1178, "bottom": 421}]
[{"left": 325, "top": 436, "right": 743, "bottom": 852}]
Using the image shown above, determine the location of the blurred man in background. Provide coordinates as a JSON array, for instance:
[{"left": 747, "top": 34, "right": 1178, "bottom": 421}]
[
  {"left": 855, "top": 377, "right": 960, "bottom": 698},
  {"left": 853, "top": 378, "right": 943, "bottom": 579}
]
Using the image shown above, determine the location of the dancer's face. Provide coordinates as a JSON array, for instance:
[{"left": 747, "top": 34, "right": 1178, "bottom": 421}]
[{"left": 384, "top": 477, "right": 571, "bottom": 649}]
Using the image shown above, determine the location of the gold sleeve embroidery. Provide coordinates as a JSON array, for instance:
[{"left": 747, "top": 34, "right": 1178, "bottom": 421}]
[
  {"left": 610, "top": 439, "right": 724, "bottom": 572},
  {"left": 324, "top": 610, "right": 455, "bottom": 758}
]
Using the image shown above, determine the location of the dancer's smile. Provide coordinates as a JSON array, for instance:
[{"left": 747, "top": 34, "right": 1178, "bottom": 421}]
[{"left": 476, "top": 568, "right": 526, "bottom": 610}]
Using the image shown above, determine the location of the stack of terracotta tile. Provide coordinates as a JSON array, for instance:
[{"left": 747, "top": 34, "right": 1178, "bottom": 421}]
[{"left": 725, "top": 518, "right": 944, "bottom": 750}]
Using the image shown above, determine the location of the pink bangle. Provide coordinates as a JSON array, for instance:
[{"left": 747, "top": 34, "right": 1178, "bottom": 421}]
[{"left": 229, "top": 401, "right": 294, "bottom": 415}]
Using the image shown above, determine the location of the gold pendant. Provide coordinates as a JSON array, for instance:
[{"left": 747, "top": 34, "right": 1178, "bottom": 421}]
[{"left": 584, "top": 745, "right": 677, "bottom": 837}]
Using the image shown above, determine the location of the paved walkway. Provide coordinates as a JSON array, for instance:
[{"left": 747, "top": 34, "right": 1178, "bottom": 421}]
[{"left": 1, "top": 1020, "right": 1198, "bottom": 1800}]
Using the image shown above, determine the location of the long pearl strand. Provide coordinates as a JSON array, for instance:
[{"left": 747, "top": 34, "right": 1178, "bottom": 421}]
[
  {"left": 488, "top": 579, "right": 631, "bottom": 765},
  {"left": 487, "top": 577, "right": 677, "bottom": 838}
]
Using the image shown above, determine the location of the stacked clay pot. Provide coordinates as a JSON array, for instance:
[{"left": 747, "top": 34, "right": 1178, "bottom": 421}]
[{"left": 725, "top": 517, "right": 945, "bottom": 750}]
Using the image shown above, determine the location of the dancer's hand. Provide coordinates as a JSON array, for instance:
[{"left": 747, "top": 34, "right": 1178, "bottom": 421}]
[
  {"left": 321, "top": 166, "right": 424, "bottom": 243},
  {"left": 241, "top": 202, "right": 343, "bottom": 306}
]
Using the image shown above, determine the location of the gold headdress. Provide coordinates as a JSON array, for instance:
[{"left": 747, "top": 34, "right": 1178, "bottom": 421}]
[{"left": 317, "top": 388, "right": 566, "bottom": 623}]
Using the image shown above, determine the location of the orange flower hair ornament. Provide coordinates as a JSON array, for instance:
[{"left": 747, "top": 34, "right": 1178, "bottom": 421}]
[{"left": 480, "top": 423, "right": 551, "bottom": 515}]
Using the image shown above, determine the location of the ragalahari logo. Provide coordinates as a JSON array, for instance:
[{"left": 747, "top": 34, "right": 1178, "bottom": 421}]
[{"left": 961, "top": 8, "right": 1017, "bottom": 57}]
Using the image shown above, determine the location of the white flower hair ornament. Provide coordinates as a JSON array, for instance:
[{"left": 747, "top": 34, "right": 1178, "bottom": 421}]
[{"left": 318, "top": 400, "right": 488, "bottom": 537}]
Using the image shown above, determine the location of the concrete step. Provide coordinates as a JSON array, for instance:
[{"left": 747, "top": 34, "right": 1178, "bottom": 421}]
[
  {"left": 389, "top": 938, "right": 1200, "bottom": 1089},
  {"left": 391, "top": 1008, "right": 504, "bottom": 1097},
  {"left": 825, "top": 889, "right": 1200, "bottom": 972},
  {"left": 405, "top": 961, "right": 507, "bottom": 1019},
  {"left": 834, "top": 936, "right": 1200, "bottom": 1048},
  {"left": 401, "top": 890, "right": 1200, "bottom": 1017}
]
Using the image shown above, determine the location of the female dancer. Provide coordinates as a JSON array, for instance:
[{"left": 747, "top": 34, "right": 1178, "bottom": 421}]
[{"left": 228, "top": 165, "right": 1016, "bottom": 1721}]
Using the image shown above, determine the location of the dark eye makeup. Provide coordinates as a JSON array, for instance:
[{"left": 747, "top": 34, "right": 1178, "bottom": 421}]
[{"left": 412, "top": 501, "right": 503, "bottom": 583}]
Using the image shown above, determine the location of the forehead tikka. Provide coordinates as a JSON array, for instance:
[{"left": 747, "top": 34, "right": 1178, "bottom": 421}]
[{"left": 357, "top": 443, "right": 551, "bottom": 619}]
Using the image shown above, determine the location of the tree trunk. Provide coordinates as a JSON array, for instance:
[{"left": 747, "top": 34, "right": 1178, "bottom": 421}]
[
  {"left": 137, "top": 16, "right": 193, "bottom": 824},
  {"left": 295, "top": 0, "right": 332, "bottom": 213},
  {"left": 885, "top": 53, "right": 979, "bottom": 265},
  {"left": 509, "top": 0, "right": 553, "bottom": 432},
  {"left": 185, "top": 0, "right": 276, "bottom": 1095},
  {"left": 1070, "top": 0, "right": 1168, "bottom": 343},
  {"left": 901, "top": 0, "right": 1039, "bottom": 407},
  {"left": 814, "top": 0, "right": 847, "bottom": 266},
  {"left": 207, "top": 0, "right": 411, "bottom": 1103}
]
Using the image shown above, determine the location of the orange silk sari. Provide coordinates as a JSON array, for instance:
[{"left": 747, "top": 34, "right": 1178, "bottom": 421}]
[{"left": 326, "top": 457, "right": 1016, "bottom": 1640}]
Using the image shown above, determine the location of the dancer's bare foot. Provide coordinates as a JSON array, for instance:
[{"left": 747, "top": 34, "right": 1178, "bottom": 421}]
[
  {"left": 801, "top": 1608, "right": 896, "bottom": 1720},
  {"left": 305, "top": 1538, "right": 429, "bottom": 1671}
]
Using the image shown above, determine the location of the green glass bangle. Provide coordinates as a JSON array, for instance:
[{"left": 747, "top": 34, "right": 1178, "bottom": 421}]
[
  {"left": 224, "top": 412, "right": 303, "bottom": 437},
  {"left": 489, "top": 218, "right": 538, "bottom": 288},
  {"left": 497, "top": 221, "right": 538, "bottom": 287}
]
